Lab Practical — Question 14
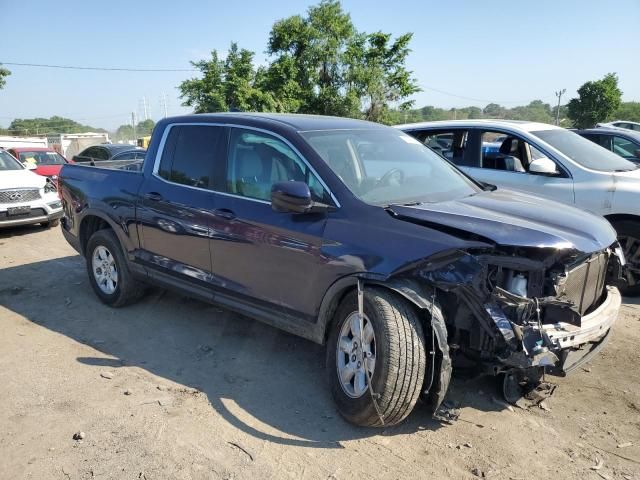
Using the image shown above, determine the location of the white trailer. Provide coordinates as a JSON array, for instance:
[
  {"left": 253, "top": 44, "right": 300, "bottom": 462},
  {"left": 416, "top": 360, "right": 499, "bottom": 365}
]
[
  {"left": 0, "top": 135, "right": 48, "bottom": 150},
  {"left": 47, "top": 132, "right": 110, "bottom": 158}
]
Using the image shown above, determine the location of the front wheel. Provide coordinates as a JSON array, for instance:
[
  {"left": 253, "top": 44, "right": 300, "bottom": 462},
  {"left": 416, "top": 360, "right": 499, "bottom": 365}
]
[
  {"left": 326, "top": 287, "right": 426, "bottom": 427},
  {"left": 613, "top": 220, "right": 640, "bottom": 297}
]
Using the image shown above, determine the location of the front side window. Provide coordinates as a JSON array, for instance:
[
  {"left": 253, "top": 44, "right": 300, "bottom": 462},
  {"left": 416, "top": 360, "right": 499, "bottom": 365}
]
[
  {"left": 480, "top": 131, "right": 526, "bottom": 172},
  {"left": 301, "top": 129, "right": 480, "bottom": 206},
  {"left": 92, "top": 148, "right": 109, "bottom": 161},
  {"left": 532, "top": 129, "right": 637, "bottom": 172},
  {"left": 226, "top": 128, "right": 329, "bottom": 203},
  {"left": 158, "top": 125, "right": 223, "bottom": 188}
]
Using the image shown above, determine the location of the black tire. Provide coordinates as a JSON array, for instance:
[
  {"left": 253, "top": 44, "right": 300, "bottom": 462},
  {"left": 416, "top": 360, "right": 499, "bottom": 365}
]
[
  {"left": 612, "top": 220, "right": 640, "bottom": 297},
  {"left": 327, "top": 287, "right": 426, "bottom": 427},
  {"left": 43, "top": 218, "right": 60, "bottom": 228},
  {"left": 85, "top": 229, "right": 144, "bottom": 307}
]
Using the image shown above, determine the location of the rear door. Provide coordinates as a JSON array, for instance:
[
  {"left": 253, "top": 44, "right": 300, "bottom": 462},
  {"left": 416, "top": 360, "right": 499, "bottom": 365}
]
[
  {"left": 207, "top": 127, "right": 334, "bottom": 321},
  {"left": 137, "top": 124, "right": 224, "bottom": 287}
]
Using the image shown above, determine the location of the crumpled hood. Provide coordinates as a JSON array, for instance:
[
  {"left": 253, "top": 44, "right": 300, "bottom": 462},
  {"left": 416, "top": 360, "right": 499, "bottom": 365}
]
[
  {"left": 0, "top": 169, "right": 46, "bottom": 190},
  {"left": 390, "top": 189, "right": 616, "bottom": 253}
]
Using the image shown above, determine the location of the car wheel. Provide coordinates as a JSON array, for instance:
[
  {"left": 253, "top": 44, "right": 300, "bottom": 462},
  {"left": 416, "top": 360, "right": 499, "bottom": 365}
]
[
  {"left": 85, "top": 229, "right": 144, "bottom": 307},
  {"left": 43, "top": 218, "right": 60, "bottom": 228},
  {"left": 613, "top": 220, "right": 640, "bottom": 297},
  {"left": 327, "top": 287, "right": 426, "bottom": 427}
]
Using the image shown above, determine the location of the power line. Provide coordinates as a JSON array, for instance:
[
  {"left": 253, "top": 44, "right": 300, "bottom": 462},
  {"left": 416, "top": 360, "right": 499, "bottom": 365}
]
[
  {"left": 419, "top": 84, "right": 554, "bottom": 105},
  {"left": 0, "top": 61, "right": 196, "bottom": 72}
]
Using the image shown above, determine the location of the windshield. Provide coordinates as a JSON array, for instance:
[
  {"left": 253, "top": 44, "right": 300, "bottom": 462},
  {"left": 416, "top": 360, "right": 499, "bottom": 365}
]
[
  {"left": 532, "top": 129, "right": 637, "bottom": 172},
  {"left": 18, "top": 150, "right": 67, "bottom": 166},
  {"left": 0, "top": 150, "right": 24, "bottom": 171},
  {"left": 301, "top": 129, "right": 480, "bottom": 206}
]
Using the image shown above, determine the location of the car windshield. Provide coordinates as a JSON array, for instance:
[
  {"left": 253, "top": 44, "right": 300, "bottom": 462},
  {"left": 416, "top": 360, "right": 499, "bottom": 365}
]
[
  {"left": 0, "top": 150, "right": 25, "bottom": 171},
  {"left": 18, "top": 151, "right": 66, "bottom": 165},
  {"left": 532, "top": 129, "right": 637, "bottom": 172},
  {"left": 301, "top": 129, "right": 480, "bottom": 206}
]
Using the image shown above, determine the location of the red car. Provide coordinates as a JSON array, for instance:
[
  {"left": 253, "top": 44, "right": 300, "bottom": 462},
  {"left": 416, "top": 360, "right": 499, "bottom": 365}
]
[{"left": 7, "top": 147, "right": 71, "bottom": 179}]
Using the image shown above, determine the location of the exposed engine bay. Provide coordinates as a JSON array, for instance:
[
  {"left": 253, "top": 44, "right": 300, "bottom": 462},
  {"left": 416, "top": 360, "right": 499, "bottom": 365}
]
[{"left": 386, "top": 241, "right": 627, "bottom": 409}]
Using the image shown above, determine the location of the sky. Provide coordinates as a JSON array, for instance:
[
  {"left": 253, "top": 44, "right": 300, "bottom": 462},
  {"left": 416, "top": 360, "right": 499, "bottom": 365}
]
[{"left": 1, "top": 0, "right": 639, "bottom": 130}]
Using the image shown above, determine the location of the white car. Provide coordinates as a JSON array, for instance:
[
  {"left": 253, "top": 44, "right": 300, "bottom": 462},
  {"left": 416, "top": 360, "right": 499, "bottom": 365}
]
[
  {"left": 396, "top": 120, "right": 640, "bottom": 295},
  {"left": 0, "top": 149, "right": 63, "bottom": 228},
  {"left": 597, "top": 120, "right": 640, "bottom": 132}
]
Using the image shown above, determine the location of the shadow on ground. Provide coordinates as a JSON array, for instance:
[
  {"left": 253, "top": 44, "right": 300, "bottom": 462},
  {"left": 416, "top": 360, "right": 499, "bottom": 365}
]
[{"left": 0, "top": 255, "right": 512, "bottom": 448}]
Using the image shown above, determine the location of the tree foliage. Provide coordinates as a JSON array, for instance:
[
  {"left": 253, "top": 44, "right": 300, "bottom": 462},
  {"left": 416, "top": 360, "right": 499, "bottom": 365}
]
[
  {"left": 179, "top": 0, "right": 419, "bottom": 123},
  {"left": 7, "top": 116, "right": 105, "bottom": 136},
  {"left": 113, "top": 119, "right": 156, "bottom": 141},
  {"left": 613, "top": 101, "right": 640, "bottom": 123},
  {"left": 0, "top": 65, "right": 10, "bottom": 90},
  {"left": 567, "top": 73, "right": 622, "bottom": 128},
  {"left": 179, "top": 43, "right": 275, "bottom": 113}
]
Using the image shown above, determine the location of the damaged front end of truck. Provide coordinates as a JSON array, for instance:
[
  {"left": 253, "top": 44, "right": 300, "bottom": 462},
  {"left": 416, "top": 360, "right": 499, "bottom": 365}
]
[{"left": 384, "top": 241, "right": 626, "bottom": 410}]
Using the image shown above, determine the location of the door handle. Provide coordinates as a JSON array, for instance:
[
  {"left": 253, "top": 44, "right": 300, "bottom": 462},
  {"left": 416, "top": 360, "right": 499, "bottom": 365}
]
[
  {"left": 213, "top": 208, "right": 236, "bottom": 220},
  {"left": 144, "top": 192, "right": 163, "bottom": 201}
]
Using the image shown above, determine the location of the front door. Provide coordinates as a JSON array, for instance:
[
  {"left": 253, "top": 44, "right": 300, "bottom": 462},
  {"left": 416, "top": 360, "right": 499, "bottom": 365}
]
[
  {"left": 137, "top": 124, "right": 224, "bottom": 286},
  {"left": 462, "top": 129, "right": 575, "bottom": 205},
  {"left": 208, "top": 127, "right": 334, "bottom": 320}
]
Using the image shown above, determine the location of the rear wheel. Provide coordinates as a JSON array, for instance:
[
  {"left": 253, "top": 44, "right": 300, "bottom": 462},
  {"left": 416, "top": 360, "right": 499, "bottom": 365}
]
[
  {"left": 327, "top": 287, "right": 426, "bottom": 427},
  {"left": 613, "top": 220, "right": 640, "bottom": 297},
  {"left": 85, "top": 229, "right": 144, "bottom": 307}
]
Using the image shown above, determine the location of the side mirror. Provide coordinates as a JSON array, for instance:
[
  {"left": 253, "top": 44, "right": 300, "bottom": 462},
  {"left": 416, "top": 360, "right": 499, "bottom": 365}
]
[
  {"left": 271, "top": 181, "right": 313, "bottom": 213},
  {"left": 529, "top": 157, "right": 558, "bottom": 175}
]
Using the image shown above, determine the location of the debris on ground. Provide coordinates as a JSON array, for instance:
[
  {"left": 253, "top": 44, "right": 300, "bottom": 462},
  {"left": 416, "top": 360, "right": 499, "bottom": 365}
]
[
  {"left": 617, "top": 442, "right": 632, "bottom": 448},
  {"left": 100, "top": 372, "right": 114, "bottom": 379},
  {"left": 72, "top": 431, "right": 85, "bottom": 441},
  {"left": 590, "top": 457, "right": 604, "bottom": 470},
  {"left": 492, "top": 397, "right": 515, "bottom": 412},
  {"left": 227, "top": 441, "right": 254, "bottom": 461},
  {"left": 124, "top": 389, "right": 133, "bottom": 396},
  {"left": 471, "top": 467, "right": 485, "bottom": 477}
]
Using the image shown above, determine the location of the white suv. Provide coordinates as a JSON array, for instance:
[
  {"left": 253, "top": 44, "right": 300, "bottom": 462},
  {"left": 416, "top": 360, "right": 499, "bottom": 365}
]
[
  {"left": 0, "top": 149, "right": 63, "bottom": 228},
  {"left": 396, "top": 120, "right": 640, "bottom": 295}
]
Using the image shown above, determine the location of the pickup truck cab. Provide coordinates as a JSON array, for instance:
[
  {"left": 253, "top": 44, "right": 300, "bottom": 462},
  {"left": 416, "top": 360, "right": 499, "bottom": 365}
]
[
  {"left": 396, "top": 120, "right": 640, "bottom": 295},
  {"left": 59, "top": 114, "right": 624, "bottom": 426}
]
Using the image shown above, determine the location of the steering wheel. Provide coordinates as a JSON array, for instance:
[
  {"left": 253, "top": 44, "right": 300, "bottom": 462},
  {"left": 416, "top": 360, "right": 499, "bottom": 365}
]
[{"left": 377, "top": 168, "right": 404, "bottom": 187}]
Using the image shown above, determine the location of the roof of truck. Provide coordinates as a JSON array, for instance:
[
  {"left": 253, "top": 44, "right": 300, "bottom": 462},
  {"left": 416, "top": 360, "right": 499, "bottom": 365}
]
[{"left": 163, "top": 112, "right": 388, "bottom": 132}]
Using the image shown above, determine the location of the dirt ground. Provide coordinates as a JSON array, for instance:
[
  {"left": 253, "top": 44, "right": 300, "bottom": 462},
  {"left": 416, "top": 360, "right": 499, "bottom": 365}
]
[{"left": 1, "top": 225, "right": 639, "bottom": 480}]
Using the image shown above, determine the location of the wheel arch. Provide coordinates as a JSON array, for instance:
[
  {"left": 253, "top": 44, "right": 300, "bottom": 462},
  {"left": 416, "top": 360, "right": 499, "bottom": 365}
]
[
  {"left": 78, "top": 212, "right": 117, "bottom": 256},
  {"left": 604, "top": 213, "right": 640, "bottom": 226}
]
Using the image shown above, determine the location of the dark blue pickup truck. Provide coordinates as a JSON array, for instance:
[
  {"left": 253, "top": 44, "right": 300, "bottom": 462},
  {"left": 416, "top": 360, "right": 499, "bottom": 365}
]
[{"left": 59, "top": 113, "right": 624, "bottom": 426}]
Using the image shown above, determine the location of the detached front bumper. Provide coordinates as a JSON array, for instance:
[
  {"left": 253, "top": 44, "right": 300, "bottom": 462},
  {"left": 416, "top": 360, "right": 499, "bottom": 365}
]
[{"left": 544, "top": 286, "right": 621, "bottom": 375}]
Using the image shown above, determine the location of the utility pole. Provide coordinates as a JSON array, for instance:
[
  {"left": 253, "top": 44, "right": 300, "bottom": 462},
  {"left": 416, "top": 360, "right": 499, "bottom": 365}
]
[
  {"left": 142, "top": 96, "right": 149, "bottom": 120},
  {"left": 131, "top": 112, "right": 137, "bottom": 143},
  {"left": 160, "top": 92, "right": 168, "bottom": 118},
  {"left": 555, "top": 89, "right": 566, "bottom": 126}
]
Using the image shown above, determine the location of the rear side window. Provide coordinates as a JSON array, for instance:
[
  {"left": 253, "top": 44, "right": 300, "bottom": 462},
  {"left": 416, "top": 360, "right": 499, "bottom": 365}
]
[
  {"left": 157, "top": 125, "right": 223, "bottom": 188},
  {"left": 410, "top": 130, "right": 469, "bottom": 166}
]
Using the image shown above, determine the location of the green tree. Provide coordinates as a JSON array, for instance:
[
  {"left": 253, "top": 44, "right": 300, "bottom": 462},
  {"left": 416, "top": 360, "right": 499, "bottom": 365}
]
[
  {"left": 0, "top": 65, "right": 10, "bottom": 90},
  {"left": 613, "top": 102, "right": 640, "bottom": 123},
  {"left": 136, "top": 119, "right": 156, "bottom": 136},
  {"left": 8, "top": 116, "right": 104, "bottom": 136},
  {"left": 483, "top": 103, "right": 506, "bottom": 118},
  {"left": 507, "top": 100, "right": 553, "bottom": 123},
  {"left": 266, "top": 0, "right": 357, "bottom": 116},
  {"left": 567, "top": 73, "right": 622, "bottom": 128},
  {"left": 114, "top": 124, "right": 135, "bottom": 141},
  {"left": 344, "top": 32, "right": 420, "bottom": 123},
  {"left": 179, "top": 43, "right": 275, "bottom": 113}
]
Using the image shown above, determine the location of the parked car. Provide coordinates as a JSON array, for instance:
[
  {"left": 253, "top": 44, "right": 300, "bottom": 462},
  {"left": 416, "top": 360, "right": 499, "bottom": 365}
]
[
  {"left": 7, "top": 147, "right": 71, "bottom": 179},
  {"left": 72, "top": 144, "right": 146, "bottom": 169},
  {"left": 576, "top": 128, "right": 640, "bottom": 163},
  {"left": 58, "top": 114, "right": 624, "bottom": 426},
  {"left": 597, "top": 120, "right": 640, "bottom": 132},
  {"left": 0, "top": 148, "right": 63, "bottom": 228},
  {"left": 396, "top": 120, "right": 640, "bottom": 295}
]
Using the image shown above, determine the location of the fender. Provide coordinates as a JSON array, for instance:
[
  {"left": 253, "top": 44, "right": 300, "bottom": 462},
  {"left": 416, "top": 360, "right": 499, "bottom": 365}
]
[
  {"left": 316, "top": 273, "right": 452, "bottom": 412},
  {"left": 76, "top": 207, "right": 138, "bottom": 259}
]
